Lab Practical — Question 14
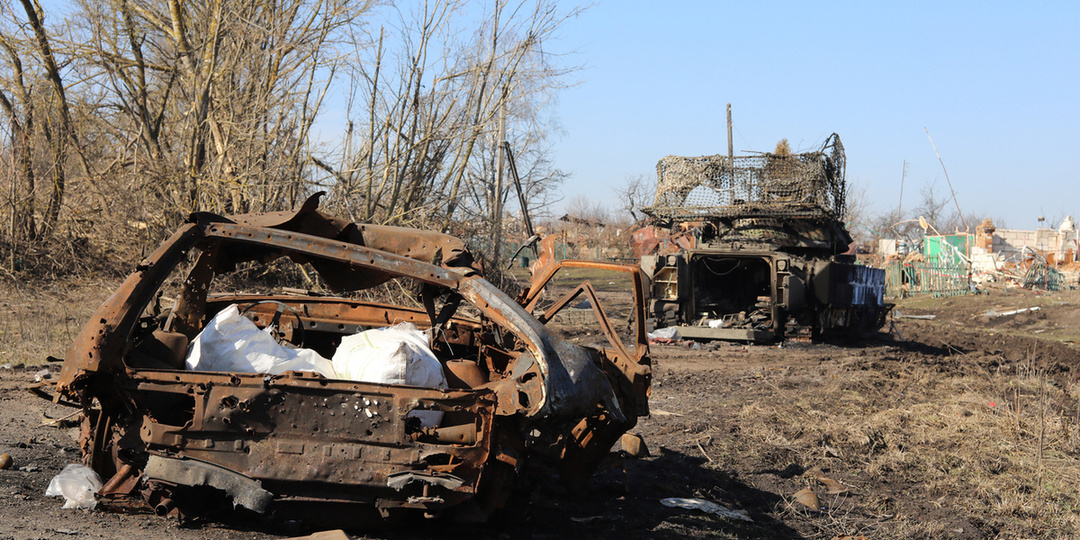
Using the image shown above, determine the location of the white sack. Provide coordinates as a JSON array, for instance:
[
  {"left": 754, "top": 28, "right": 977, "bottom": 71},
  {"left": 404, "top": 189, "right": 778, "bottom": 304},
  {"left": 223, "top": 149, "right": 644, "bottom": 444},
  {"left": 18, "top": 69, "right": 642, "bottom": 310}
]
[
  {"left": 647, "top": 327, "right": 679, "bottom": 340},
  {"left": 332, "top": 323, "right": 447, "bottom": 427},
  {"left": 186, "top": 305, "right": 336, "bottom": 379},
  {"left": 660, "top": 497, "right": 753, "bottom": 522},
  {"left": 46, "top": 464, "right": 103, "bottom": 510}
]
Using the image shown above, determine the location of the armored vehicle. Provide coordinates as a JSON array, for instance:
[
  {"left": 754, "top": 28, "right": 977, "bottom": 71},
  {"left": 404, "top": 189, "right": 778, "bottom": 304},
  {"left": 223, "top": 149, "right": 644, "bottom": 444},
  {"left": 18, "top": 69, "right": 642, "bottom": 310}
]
[{"left": 637, "top": 134, "right": 888, "bottom": 342}]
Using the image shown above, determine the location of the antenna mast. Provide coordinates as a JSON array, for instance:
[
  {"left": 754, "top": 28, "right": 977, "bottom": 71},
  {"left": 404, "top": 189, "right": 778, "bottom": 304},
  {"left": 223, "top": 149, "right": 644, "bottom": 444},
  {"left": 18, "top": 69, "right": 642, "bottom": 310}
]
[
  {"left": 897, "top": 160, "right": 907, "bottom": 217},
  {"left": 925, "top": 128, "right": 967, "bottom": 232}
]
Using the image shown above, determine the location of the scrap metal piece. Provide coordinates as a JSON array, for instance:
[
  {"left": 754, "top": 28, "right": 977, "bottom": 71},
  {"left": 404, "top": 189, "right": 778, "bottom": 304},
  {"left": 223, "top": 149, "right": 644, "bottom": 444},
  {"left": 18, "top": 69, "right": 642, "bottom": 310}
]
[
  {"left": 144, "top": 455, "right": 273, "bottom": 513},
  {"left": 386, "top": 472, "right": 465, "bottom": 491}
]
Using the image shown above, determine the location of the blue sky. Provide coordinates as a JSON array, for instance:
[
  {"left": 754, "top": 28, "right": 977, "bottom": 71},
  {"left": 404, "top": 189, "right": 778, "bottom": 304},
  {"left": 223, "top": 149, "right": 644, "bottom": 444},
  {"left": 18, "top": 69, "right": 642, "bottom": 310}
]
[
  {"left": 31, "top": 0, "right": 1076, "bottom": 230},
  {"left": 548, "top": 1, "right": 1080, "bottom": 230}
]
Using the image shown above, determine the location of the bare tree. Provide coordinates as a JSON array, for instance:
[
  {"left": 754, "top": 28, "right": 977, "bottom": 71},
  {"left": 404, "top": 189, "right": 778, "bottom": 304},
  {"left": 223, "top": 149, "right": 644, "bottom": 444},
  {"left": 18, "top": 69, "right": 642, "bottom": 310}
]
[
  {"left": 0, "top": 29, "right": 38, "bottom": 242},
  {"left": 915, "top": 180, "right": 951, "bottom": 234},
  {"left": 564, "top": 193, "right": 608, "bottom": 225},
  {"left": 0, "top": 0, "right": 90, "bottom": 250},
  {"left": 616, "top": 173, "right": 652, "bottom": 226},
  {"left": 0, "top": 0, "right": 585, "bottom": 278},
  {"left": 314, "top": 0, "right": 581, "bottom": 263},
  {"left": 868, "top": 207, "right": 911, "bottom": 242},
  {"left": 70, "top": 0, "right": 370, "bottom": 217},
  {"left": 842, "top": 181, "right": 871, "bottom": 245}
]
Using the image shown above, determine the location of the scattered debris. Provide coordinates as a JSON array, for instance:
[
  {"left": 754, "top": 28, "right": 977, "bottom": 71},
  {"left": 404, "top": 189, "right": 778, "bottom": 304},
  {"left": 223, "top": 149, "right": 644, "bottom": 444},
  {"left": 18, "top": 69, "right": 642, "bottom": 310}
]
[
  {"left": 569, "top": 516, "right": 607, "bottom": 523},
  {"left": 648, "top": 337, "right": 700, "bottom": 348},
  {"left": 984, "top": 306, "right": 1041, "bottom": 318},
  {"left": 793, "top": 487, "right": 820, "bottom": 511},
  {"left": 289, "top": 531, "right": 350, "bottom": 540},
  {"left": 33, "top": 369, "right": 51, "bottom": 382},
  {"left": 45, "top": 464, "right": 103, "bottom": 510},
  {"left": 660, "top": 497, "right": 753, "bottom": 522},
  {"left": 804, "top": 467, "right": 851, "bottom": 495},
  {"left": 818, "top": 476, "right": 849, "bottom": 494},
  {"left": 893, "top": 310, "right": 937, "bottom": 320},
  {"left": 647, "top": 327, "right": 679, "bottom": 340},
  {"left": 621, "top": 433, "right": 649, "bottom": 458},
  {"left": 0, "top": 453, "right": 11, "bottom": 469},
  {"left": 650, "top": 409, "right": 684, "bottom": 417},
  {"left": 822, "top": 446, "right": 844, "bottom": 459},
  {"left": 41, "top": 410, "right": 82, "bottom": 428}
]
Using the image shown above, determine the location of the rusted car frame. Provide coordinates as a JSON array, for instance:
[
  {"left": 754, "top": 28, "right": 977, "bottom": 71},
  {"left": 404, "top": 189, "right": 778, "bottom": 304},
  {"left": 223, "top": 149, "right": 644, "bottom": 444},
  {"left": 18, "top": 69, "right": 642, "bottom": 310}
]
[
  {"left": 53, "top": 195, "right": 650, "bottom": 527},
  {"left": 519, "top": 258, "right": 652, "bottom": 483}
]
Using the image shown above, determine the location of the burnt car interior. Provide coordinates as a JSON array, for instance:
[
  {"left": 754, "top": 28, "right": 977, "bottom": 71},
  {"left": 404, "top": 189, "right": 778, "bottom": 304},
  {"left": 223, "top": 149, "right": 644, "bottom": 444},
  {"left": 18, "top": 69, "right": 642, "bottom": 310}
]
[
  {"left": 126, "top": 255, "right": 491, "bottom": 388},
  {"left": 689, "top": 254, "right": 772, "bottom": 323},
  {"left": 54, "top": 195, "right": 650, "bottom": 528}
]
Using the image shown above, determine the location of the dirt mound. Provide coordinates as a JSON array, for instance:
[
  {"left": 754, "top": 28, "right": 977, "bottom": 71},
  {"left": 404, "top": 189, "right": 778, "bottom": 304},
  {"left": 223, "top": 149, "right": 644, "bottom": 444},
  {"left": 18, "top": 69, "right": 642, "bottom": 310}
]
[{"left": 899, "top": 320, "right": 1080, "bottom": 376}]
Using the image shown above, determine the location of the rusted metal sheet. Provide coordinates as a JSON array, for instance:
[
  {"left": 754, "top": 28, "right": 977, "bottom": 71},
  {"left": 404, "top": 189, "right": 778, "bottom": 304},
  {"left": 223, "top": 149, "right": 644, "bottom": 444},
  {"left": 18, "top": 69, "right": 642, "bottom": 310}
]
[
  {"left": 129, "top": 369, "right": 496, "bottom": 512},
  {"left": 50, "top": 194, "right": 650, "bottom": 528}
]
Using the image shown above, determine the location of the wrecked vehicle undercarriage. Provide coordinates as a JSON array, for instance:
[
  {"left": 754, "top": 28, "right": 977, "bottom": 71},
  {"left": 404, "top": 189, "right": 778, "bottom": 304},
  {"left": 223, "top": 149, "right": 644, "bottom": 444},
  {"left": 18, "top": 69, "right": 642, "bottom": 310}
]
[
  {"left": 638, "top": 134, "right": 889, "bottom": 342},
  {"left": 51, "top": 194, "right": 651, "bottom": 528}
]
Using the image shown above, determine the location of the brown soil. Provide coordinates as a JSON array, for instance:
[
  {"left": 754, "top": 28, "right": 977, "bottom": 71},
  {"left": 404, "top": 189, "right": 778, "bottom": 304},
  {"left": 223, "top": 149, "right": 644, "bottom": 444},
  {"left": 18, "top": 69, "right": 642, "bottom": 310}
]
[{"left": 2, "top": 283, "right": 1080, "bottom": 539}]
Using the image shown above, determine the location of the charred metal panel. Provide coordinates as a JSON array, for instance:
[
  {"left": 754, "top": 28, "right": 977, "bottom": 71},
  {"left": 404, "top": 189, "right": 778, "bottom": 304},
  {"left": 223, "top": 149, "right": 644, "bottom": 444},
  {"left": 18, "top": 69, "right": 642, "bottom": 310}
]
[
  {"left": 129, "top": 370, "right": 495, "bottom": 506},
  {"left": 782, "top": 273, "right": 806, "bottom": 311},
  {"left": 221, "top": 192, "right": 481, "bottom": 293},
  {"left": 523, "top": 259, "right": 652, "bottom": 419},
  {"left": 460, "top": 277, "right": 624, "bottom": 422}
]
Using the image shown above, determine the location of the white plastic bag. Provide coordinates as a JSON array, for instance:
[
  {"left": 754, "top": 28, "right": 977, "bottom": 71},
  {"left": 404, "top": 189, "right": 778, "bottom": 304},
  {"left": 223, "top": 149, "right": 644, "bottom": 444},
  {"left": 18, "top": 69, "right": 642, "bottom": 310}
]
[
  {"left": 46, "top": 464, "right": 103, "bottom": 510},
  {"left": 186, "top": 305, "right": 337, "bottom": 379},
  {"left": 647, "top": 327, "right": 679, "bottom": 340},
  {"left": 332, "top": 323, "right": 447, "bottom": 427},
  {"left": 660, "top": 497, "right": 752, "bottom": 522}
]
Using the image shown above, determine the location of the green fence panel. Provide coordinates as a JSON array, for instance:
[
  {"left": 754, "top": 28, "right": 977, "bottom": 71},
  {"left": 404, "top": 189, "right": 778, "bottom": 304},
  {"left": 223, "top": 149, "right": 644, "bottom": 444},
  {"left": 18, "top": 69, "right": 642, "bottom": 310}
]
[{"left": 885, "top": 260, "right": 972, "bottom": 298}]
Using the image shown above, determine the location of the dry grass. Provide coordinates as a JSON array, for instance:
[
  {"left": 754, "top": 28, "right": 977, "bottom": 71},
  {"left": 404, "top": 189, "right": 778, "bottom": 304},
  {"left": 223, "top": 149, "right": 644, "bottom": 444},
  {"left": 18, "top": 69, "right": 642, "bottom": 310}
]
[
  {"left": 0, "top": 280, "right": 116, "bottom": 367},
  {"left": 712, "top": 355, "right": 1080, "bottom": 538}
]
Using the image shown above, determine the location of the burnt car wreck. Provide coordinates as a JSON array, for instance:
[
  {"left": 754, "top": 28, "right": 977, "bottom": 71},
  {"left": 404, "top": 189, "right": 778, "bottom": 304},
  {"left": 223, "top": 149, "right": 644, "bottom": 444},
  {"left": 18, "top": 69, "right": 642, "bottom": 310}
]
[
  {"left": 51, "top": 194, "right": 650, "bottom": 527},
  {"left": 637, "top": 134, "right": 889, "bottom": 342}
]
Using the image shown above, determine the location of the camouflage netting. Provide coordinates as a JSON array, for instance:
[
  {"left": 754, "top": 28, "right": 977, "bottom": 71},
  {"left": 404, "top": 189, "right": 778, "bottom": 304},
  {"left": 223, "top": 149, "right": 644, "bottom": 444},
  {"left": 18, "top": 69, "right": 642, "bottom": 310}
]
[{"left": 645, "top": 133, "right": 847, "bottom": 222}]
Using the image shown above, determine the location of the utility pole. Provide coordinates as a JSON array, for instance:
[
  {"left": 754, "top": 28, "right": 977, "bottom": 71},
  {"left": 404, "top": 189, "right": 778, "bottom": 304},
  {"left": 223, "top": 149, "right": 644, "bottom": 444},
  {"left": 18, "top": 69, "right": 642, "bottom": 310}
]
[
  {"left": 493, "top": 98, "right": 507, "bottom": 268},
  {"left": 726, "top": 103, "right": 734, "bottom": 204},
  {"left": 726, "top": 103, "right": 733, "bottom": 161}
]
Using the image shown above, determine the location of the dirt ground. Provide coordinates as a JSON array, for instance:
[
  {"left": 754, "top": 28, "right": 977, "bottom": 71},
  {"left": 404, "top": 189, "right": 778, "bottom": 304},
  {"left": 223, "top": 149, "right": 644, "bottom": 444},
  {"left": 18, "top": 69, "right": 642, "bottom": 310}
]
[{"left": 2, "top": 283, "right": 1080, "bottom": 539}]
